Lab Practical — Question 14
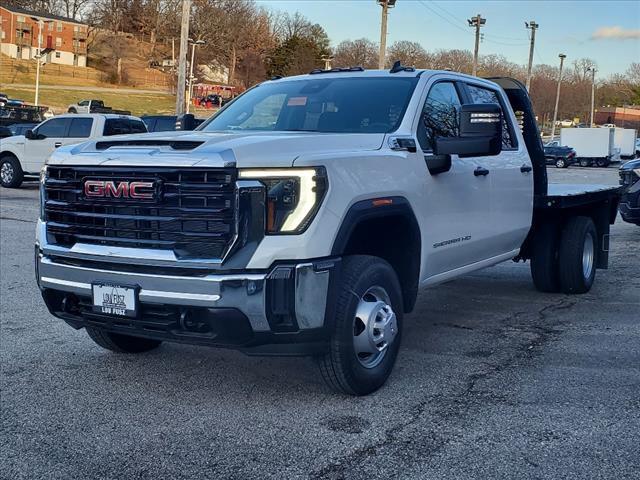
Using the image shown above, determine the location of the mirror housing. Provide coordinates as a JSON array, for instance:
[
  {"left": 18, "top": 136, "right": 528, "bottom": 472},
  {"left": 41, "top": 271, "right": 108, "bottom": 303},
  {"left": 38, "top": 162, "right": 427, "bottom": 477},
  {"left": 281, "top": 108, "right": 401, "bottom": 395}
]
[
  {"left": 25, "top": 129, "right": 36, "bottom": 140},
  {"left": 434, "top": 103, "right": 502, "bottom": 158}
]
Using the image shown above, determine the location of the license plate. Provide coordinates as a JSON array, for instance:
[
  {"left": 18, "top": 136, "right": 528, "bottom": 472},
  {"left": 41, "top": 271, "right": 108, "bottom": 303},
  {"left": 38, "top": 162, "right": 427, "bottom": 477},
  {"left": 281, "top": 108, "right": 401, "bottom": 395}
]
[{"left": 92, "top": 284, "right": 137, "bottom": 317}]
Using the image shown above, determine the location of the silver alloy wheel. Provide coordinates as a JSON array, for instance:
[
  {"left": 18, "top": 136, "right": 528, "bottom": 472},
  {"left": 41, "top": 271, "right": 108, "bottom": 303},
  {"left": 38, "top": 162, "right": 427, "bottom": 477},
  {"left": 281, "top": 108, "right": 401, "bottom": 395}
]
[
  {"left": 353, "top": 285, "right": 398, "bottom": 369},
  {"left": 1, "top": 161, "right": 14, "bottom": 184},
  {"left": 582, "top": 233, "right": 595, "bottom": 279},
  {"left": 556, "top": 158, "right": 565, "bottom": 168}
]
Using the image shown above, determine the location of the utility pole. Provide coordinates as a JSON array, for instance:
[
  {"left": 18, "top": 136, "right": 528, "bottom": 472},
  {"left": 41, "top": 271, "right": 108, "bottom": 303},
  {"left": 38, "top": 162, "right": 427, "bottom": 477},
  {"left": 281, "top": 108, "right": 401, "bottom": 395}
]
[
  {"left": 175, "top": 0, "right": 191, "bottom": 115},
  {"left": 377, "top": 0, "right": 396, "bottom": 69},
  {"left": 525, "top": 20, "right": 538, "bottom": 91},
  {"left": 186, "top": 39, "right": 204, "bottom": 114},
  {"left": 34, "top": 19, "right": 43, "bottom": 106},
  {"left": 550, "top": 53, "right": 566, "bottom": 141},
  {"left": 468, "top": 14, "right": 485, "bottom": 76},
  {"left": 588, "top": 66, "right": 597, "bottom": 127}
]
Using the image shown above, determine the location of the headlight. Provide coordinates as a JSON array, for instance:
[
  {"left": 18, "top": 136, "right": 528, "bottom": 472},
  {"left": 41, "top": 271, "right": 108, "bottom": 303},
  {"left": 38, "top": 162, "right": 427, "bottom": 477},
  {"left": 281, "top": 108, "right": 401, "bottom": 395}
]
[
  {"left": 39, "top": 165, "right": 47, "bottom": 221},
  {"left": 634, "top": 168, "right": 640, "bottom": 177},
  {"left": 238, "top": 167, "right": 327, "bottom": 234}
]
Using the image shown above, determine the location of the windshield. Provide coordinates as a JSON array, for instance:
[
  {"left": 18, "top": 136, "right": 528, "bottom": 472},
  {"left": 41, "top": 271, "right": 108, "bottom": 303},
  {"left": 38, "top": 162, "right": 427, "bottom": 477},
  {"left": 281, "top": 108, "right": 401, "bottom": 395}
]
[{"left": 200, "top": 77, "right": 419, "bottom": 134}]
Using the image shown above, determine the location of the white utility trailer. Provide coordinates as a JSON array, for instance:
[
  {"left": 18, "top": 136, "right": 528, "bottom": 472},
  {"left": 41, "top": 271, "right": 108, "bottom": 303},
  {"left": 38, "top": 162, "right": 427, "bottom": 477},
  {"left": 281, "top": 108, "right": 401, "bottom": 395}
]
[
  {"left": 613, "top": 128, "right": 638, "bottom": 160},
  {"left": 560, "top": 128, "right": 615, "bottom": 167}
]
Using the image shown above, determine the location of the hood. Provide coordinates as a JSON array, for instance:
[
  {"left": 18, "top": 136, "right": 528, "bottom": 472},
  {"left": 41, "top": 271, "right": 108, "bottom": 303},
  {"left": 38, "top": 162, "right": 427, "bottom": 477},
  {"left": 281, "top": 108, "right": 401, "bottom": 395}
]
[
  {"left": 47, "top": 130, "right": 386, "bottom": 168},
  {"left": 620, "top": 158, "right": 640, "bottom": 171},
  {"left": 0, "top": 134, "right": 25, "bottom": 146}
]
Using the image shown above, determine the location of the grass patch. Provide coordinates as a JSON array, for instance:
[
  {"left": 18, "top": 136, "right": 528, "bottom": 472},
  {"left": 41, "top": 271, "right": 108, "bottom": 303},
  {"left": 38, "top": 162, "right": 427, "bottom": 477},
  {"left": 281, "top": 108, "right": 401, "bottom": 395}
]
[{"left": 0, "top": 86, "right": 176, "bottom": 116}]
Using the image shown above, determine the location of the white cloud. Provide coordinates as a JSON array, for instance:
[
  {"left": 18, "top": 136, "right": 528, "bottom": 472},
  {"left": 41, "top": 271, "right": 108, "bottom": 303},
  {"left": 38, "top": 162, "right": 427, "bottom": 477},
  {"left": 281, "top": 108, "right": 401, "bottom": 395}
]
[{"left": 591, "top": 26, "right": 640, "bottom": 40}]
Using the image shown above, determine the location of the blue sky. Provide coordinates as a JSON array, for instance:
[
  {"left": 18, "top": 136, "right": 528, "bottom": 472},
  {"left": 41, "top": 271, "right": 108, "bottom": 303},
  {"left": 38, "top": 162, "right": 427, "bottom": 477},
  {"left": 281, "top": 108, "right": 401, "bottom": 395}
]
[{"left": 259, "top": 0, "right": 640, "bottom": 78}]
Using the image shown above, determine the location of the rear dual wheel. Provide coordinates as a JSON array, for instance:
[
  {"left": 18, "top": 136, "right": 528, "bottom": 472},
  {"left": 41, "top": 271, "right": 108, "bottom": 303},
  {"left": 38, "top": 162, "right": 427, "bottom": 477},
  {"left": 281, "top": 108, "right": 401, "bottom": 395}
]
[{"left": 530, "top": 217, "right": 597, "bottom": 294}]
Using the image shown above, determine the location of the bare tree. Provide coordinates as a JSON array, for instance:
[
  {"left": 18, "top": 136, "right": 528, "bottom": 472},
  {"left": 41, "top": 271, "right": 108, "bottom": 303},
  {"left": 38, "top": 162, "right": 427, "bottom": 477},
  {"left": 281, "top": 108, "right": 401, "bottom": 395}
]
[
  {"left": 333, "top": 38, "right": 378, "bottom": 69},
  {"left": 386, "top": 41, "right": 431, "bottom": 68}
]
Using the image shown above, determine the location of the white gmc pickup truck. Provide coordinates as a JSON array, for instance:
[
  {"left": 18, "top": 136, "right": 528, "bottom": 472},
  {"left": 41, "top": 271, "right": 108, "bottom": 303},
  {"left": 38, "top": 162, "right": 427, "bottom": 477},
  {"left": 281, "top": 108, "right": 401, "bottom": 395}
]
[{"left": 35, "top": 67, "right": 621, "bottom": 395}]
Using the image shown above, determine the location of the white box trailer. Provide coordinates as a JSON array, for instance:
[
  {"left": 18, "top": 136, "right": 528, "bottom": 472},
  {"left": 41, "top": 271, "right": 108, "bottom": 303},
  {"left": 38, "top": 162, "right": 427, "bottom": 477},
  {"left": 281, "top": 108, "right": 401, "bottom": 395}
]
[
  {"left": 613, "top": 128, "right": 637, "bottom": 159},
  {"left": 560, "top": 128, "right": 615, "bottom": 167}
]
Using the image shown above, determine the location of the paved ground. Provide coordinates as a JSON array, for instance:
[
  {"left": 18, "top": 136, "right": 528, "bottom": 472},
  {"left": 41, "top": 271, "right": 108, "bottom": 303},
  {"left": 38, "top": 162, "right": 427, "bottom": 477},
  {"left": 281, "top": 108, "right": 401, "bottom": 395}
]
[{"left": 1, "top": 166, "right": 638, "bottom": 479}]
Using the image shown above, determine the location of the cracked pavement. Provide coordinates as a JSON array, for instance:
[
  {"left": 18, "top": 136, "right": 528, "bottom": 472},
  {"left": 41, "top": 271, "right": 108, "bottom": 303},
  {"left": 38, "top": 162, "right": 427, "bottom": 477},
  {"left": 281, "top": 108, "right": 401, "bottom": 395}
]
[{"left": 1, "top": 166, "right": 639, "bottom": 479}]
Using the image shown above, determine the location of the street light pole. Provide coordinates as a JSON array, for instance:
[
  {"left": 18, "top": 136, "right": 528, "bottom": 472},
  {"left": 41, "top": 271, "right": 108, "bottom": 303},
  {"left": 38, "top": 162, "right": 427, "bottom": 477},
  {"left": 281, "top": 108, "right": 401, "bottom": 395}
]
[
  {"left": 175, "top": 0, "right": 191, "bottom": 115},
  {"left": 525, "top": 20, "right": 539, "bottom": 91},
  {"left": 550, "top": 53, "right": 566, "bottom": 141},
  {"left": 468, "top": 14, "right": 486, "bottom": 76},
  {"left": 588, "top": 67, "right": 597, "bottom": 128},
  {"left": 33, "top": 18, "right": 44, "bottom": 106},
  {"left": 377, "top": 0, "right": 396, "bottom": 69},
  {"left": 186, "top": 39, "right": 204, "bottom": 114}
]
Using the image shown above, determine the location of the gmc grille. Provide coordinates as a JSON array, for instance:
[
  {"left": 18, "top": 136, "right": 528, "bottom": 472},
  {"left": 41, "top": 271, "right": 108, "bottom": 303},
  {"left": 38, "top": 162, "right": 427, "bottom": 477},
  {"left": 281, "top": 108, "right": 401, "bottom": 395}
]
[{"left": 44, "top": 166, "right": 237, "bottom": 260}]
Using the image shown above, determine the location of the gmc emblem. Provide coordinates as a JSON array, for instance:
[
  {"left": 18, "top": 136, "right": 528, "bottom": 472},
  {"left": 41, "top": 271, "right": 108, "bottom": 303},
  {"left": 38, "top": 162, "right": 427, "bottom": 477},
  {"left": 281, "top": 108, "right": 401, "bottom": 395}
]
[{"left": 84, "top": 180, "right": 156, "bottom": 200}]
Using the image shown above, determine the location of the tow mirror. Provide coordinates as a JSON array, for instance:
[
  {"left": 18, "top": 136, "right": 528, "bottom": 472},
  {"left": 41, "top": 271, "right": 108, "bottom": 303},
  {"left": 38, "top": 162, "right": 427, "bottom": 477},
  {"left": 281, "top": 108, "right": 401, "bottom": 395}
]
[
  {"left": 434, "top": 103, "right": 502, "bottom": 158},
  {"left": 25, "top": 129, "right": 36, "bottom": 140}
]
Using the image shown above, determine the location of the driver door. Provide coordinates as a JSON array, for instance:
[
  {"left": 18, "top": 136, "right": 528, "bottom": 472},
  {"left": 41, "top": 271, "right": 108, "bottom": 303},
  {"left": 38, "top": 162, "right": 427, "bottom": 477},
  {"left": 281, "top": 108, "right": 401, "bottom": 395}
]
[
  {"left": 24, "top": 118, "right": 70, "bottom": 172},
  {"left": 415, "top": 80, "right": 495, "bottom": 280}
]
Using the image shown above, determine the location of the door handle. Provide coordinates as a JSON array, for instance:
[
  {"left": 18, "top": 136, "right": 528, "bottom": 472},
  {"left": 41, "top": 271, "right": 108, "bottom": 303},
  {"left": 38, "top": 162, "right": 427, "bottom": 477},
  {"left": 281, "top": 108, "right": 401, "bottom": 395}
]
[
  {"left": 54, "top": 142, "right": 62, "bottom": 148},
  {"left": 520, "top": 164, "right": 532, "bottom": 173},
  {"left": 474, "top": 166, "right": 489, "bottom": 176}
]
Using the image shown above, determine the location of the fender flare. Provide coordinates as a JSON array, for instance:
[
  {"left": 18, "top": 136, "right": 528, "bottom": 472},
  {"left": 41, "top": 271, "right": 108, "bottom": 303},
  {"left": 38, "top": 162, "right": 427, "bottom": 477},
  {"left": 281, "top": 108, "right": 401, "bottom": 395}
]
[
  {"left": 331, "top": 196, "right": 420, "bottom": 255},
  {"left": 331, "top": 196, "right": 422, "bottom": 313}
]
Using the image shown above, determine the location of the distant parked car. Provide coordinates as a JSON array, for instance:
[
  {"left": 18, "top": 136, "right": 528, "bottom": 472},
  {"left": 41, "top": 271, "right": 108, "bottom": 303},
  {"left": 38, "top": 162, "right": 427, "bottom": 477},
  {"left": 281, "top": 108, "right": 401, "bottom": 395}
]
[
  {"left": 600, "top": 123, "right": 616, "bottom": 128},
  {"left": 555, "top": 119, "right": 574, "bottom": 127},
  {"left": 544, "top": 142, "right": 577, "bottom": 168},
  {"left": 0, "top": 93, "right": 8, "bottom": 107},
  {"left": 0, "top": 126, "right": 13, "bottom": 138},
  {"left": 199, "top": 94, "right": 224, "bottom": 107},
  {"left": 8, "top": 123, "right": 39, "bottom": 136}
]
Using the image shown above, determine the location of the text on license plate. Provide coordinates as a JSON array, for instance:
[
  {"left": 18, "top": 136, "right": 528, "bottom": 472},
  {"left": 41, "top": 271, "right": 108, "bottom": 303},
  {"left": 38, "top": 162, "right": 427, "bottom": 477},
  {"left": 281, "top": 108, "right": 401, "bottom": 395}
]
[{"left": 92, "top": 284, "right": 137, "bottom": 317}]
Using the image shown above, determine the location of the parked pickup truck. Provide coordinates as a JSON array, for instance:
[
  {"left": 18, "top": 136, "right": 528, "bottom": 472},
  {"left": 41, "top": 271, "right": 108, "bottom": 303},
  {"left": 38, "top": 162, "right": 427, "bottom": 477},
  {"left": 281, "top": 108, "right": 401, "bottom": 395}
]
[
  {"left": 68, "top": 99, "right": 131, "bottom": 116},
  {"left": 544, "top": 141, "right": 577, "bottom": 168},
  {"left": 35, "top": 69, "right": 621, "bottom": 395},
  {"left": 0, "top": 114, "right": 146, "bottom": 188}
]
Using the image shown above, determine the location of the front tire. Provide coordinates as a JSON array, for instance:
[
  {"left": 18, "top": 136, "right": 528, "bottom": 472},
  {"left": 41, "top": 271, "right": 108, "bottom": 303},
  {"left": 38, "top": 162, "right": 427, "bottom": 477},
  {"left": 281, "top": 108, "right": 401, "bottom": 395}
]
[
  {"left": 0, "top": 155, "right": 24, "bottom": 188},
  {"left": 558, "top": 217, "right": 597, "bottom": 294},
  {"left": 317, "top": 255, "right": 403, "bottom": 395},
  {"left": 68, "top": 107, "right": 77, "bottom": 114},
  {"left": 555, "top": 158, "right": 566, "bottom": 168},
  {"left": 86, "top": 327, "right": 162, "bottom": 353}
]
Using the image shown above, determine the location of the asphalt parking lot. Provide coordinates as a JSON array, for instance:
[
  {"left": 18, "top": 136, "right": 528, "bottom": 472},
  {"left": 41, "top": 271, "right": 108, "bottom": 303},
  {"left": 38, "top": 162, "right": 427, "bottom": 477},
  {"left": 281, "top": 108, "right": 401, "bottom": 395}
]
[{"left": 1, "top": 166, "right": 638, "bottom": 480}]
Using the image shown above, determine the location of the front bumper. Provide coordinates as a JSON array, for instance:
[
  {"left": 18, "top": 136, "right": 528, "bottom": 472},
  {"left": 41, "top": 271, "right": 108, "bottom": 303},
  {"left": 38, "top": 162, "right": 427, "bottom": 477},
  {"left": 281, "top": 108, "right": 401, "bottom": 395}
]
[{"left": 36, "top": 248, "right": 341, "bottom": 355}]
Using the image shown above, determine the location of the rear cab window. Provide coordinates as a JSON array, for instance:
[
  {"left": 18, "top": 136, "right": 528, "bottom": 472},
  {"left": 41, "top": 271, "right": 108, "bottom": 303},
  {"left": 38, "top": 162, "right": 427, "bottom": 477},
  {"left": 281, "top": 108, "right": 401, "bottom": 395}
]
[
  {"left": 103, "top": 118, "right": 148, "bottom": 136},
  {"left": 464, "top": 83, "right": 517, "bottom": 149}
]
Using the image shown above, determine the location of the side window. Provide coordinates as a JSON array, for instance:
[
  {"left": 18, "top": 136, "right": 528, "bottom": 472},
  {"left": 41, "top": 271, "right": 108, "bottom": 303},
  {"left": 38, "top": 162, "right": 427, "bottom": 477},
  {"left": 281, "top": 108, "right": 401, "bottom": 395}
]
[
  {"left": 466, "top": 84, "right": 515, "bottom": 149},
  {"left": 67, "top": 118, "right": 93, "bottom": 137},
  {"left": 417, "top": 82, "right": 462, "bottom": 152},
  {"left": 36, "top": 118, "right": 68, "bottom": 138}
]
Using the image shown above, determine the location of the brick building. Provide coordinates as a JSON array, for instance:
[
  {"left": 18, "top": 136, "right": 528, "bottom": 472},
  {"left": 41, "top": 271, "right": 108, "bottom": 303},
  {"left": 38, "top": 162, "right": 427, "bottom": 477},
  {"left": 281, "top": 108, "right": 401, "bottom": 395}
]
[
  {"left": 595, "top": 106, "right": 640, "bottom": 131},
  {"left": 0, "top": 5, "right": 87, "bottom": 67}
]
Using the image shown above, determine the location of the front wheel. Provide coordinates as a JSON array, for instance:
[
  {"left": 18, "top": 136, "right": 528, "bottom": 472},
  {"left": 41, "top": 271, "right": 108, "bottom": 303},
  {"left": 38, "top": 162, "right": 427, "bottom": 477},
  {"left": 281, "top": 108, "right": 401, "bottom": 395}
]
[
  {"left": 67, "top": 107, "right": 77, "bottom": 114},
  {"left": 555, "top": 158, "right": 566, "bottom": 168},
  {"left": 317, "top": 255, "right": 403, "bottom": 395},
  {"left": 86, "top": 327, "right": 162, "bottom": 353},
  {"left": 0, "top": 156, "right": 24, "bottom": 188}
]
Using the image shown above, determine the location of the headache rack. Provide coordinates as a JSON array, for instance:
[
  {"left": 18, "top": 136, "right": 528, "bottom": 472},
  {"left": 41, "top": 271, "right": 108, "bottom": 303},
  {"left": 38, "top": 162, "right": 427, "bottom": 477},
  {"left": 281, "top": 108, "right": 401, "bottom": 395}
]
[{"left": 43, "top": 166, "right": 237, "bottom": 261}]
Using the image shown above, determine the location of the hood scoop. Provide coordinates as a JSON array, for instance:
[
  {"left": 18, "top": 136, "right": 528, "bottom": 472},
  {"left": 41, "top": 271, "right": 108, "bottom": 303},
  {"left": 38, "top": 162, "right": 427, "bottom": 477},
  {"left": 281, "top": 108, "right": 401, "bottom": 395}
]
[{"left": 95, "top": 139, "right": 204, "bottom": 151}]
